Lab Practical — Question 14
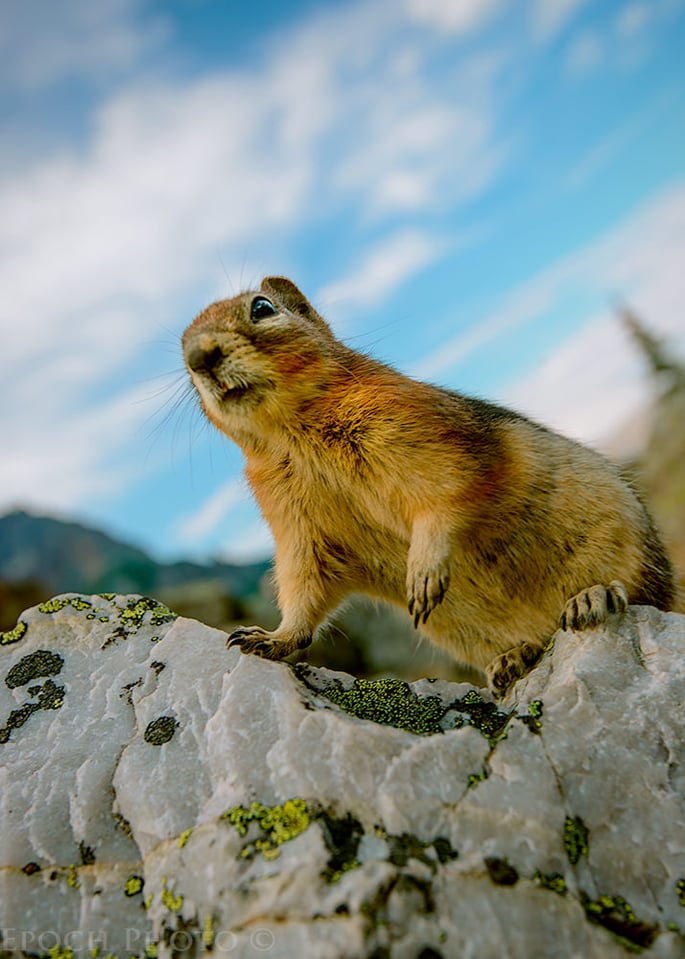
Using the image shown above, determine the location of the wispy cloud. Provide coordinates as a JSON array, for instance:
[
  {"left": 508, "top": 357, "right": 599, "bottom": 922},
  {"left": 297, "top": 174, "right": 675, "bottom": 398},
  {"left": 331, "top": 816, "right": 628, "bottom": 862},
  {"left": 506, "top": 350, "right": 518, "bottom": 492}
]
[
  {"left": 616, "top": 2, "right": 651, "bottom": 37},
  {"left": 531, "top": 0, "right": 591, "bottom": 40},
  {"left": 318, "top": 230, "right": 446, "bottom": 312},
  {"left": 404, "top": 0, "right": 503, "bottom": 35},
  {"left": 564, "top": 30, "right": 603, "bottom": 73},
  {"left": 175, "top": 479, "right": 249, "bottom": 545},
  {"left": 416, "top": 179, "right": 685, "bottom": 445},
  {"left": 0, "top": 0, "right": 168, "bottom": 91}
]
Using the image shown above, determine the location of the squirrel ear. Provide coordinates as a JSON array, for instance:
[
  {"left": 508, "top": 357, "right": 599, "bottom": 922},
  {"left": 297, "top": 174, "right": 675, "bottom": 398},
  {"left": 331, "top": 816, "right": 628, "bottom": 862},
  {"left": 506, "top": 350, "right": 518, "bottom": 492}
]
[{"left": 260, "top": 276, "right": 330, "bottom": 333}]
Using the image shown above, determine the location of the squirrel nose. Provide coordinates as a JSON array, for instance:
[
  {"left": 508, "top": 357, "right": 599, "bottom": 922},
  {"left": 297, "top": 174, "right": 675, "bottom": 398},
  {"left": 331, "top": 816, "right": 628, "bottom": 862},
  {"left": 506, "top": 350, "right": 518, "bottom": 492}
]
[{"left": 185, "top": 343, "right": 223, "bottom": 374}]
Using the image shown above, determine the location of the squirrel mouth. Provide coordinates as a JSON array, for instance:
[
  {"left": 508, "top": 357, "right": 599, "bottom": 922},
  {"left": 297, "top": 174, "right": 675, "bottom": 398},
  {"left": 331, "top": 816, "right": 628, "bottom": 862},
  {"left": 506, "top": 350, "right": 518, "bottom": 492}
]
[{"left": 220, "top": 383, "right": 251, "bottom": 402}]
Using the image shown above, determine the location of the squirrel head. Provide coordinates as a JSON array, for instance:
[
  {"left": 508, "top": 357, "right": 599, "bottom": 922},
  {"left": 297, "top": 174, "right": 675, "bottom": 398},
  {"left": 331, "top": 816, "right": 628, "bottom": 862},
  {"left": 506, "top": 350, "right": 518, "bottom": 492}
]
[{"left": 182, "top": 277, "right": 339, "bottom": 442}]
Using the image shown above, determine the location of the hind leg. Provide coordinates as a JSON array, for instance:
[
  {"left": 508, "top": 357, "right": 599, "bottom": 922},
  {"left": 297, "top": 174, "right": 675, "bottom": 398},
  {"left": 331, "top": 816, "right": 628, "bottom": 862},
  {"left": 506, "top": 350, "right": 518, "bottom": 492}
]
[
  {"left": 560, "top": 580, "right": 628, "bottom": 631},
  {"left": 486, "top": 641, "right": 544, "bottom": 697}
]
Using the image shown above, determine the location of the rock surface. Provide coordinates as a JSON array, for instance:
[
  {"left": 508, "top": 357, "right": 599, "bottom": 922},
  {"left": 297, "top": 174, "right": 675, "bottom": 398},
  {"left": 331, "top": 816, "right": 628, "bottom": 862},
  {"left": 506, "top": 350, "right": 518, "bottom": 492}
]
[{"left": 1, "top": 594, "right": 685, "bottom": 958}]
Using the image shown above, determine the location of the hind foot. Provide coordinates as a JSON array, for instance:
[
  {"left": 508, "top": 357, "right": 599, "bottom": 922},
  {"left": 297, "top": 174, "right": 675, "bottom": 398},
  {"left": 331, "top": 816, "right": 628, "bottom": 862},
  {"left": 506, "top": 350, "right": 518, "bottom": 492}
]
[
  {"left": 560, "top": 580, "right": 628, "bottom": 631},
  {"left": 486, "top": 641, "right": 544, "bottom": 698}
]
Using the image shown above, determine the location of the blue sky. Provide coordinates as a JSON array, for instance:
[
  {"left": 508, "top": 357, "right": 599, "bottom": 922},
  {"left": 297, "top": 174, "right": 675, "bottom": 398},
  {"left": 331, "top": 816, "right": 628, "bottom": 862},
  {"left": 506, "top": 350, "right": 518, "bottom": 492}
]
[{"left": 2, "top": 0, "right": 685, "bottom": 563}]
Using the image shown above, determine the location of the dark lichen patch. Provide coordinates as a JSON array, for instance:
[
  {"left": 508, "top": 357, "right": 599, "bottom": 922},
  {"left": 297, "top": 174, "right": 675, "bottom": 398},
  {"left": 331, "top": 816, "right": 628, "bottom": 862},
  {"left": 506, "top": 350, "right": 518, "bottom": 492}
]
[
  {"left": 394, "top": 873, "right": 436, "bottom": 913},
  {"left": 319, "top": 810, "right": 363, "bottom": 882},
  {"left": 445, "top": 689, "right": 511, "bottom": 746},
  {"left": 417, "top": 949, "right": 444, "bottom": 959},
  {"left": 534, "top": 870, "right": 568, "bottom": 895},
  {"left": 144, "top": 715, "right": 179, "bottom": 745},
  {"left": 432, "top": 837, "right": 459, "bottom": 865},
  {"left": 0, "top": 620, "right": 28, "bottom": 646},
  {"left": 38, "top": 596, "right": 93, "bottom": 614},
  {"left": 79, "top": 842, "right": 96, "bottom": 866},
  {"left": 484, "top": 856, "right": 519, "bottom": 886},
  {"left": 0, "top": 678, "right": 65, "bottom": 744},
  {"left": 382, "top": 831, "right": 458, "bottom": 872},
  {"left": 318, "top": 678, "right": 446, "bottom": 735},
  {"left": 5, "top": 650, "right": 64, "bottom": 689},
  {"left": 37, "top": 679, "right": 64, "bottom": 710},
  {"left": 581, "top": 893, "right": 657, "bottom": 952},
  {"left": 113, "top": 811, "right": 133, "bottom": 839},
  {"left": 564, "top": 816, "right": 589, "bottom": 865},
  {"left": 22, "top": 861, "right": 41, "bottom": 875},
  {"left": 518, "top": 699, "right": 544, "bottom": 734},
  {"left": 222, "top": 799, "right": 311, "bottom": 860}
]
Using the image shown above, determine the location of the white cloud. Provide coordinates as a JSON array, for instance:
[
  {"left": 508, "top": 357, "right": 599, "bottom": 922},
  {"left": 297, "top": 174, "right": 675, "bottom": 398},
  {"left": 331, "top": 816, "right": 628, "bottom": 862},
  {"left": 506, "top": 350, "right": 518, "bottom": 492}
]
[
  {"left": 0, "top": 0, "right": 168, "bottom": 91},
  {"left": 318, "top": 230, "right": 446, "bottom": 312},
  {"left": 505, "top": 310, "right": 651, "bottom": 448},
  {"left": 404, "top": 0, "right": 502, "bottom": 35},
  {"left": 616, "top": 3, "right": 651, "bottom": 37},
  {"left": 219, "top": 521, "right": 275, "bottom": 565},
  {"left": 413, "top": 282, "right": 557, "bottom": 381},
  {"left": 531, "top": 0, "right": 591, "bottom": 40},
  {"left": 176, "top": 480, "right": 249, "bottom": 545},
  {"left": 0, "top": 380, "right": 162, "bottom": 513},
  {"left": 565, "top": 31, "right": 603, "bottom": 72},
  {"left": 415, "top": 179, "right": 685, "bottom": 447}
]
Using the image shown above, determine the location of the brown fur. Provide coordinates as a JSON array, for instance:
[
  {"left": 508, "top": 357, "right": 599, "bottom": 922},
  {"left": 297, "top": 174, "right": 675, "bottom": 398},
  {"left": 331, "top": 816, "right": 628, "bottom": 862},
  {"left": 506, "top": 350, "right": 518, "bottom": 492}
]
[{"left": 182, "top": 277, "right": 676, "bottom": 694}]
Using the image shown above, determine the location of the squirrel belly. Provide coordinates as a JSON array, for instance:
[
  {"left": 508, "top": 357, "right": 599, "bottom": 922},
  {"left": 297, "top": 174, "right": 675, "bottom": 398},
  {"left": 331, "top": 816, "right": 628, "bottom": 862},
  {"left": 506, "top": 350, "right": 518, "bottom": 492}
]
[{"left": 182, "top": 276, "right": 676, "bottom": 695}]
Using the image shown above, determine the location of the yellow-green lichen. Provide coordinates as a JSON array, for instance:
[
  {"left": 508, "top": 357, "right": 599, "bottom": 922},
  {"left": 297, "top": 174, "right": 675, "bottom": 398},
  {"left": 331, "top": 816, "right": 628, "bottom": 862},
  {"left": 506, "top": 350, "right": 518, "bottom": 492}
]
[
  {"left": 124, "top": 874, "right": 144, "bottom": 897},
  {"left": 120, "top": 597, "right": 177, "bottom": 630},
  {"left": 42, "top": 947, "right": 75, "bottom": 959},
  {"left": 564, "top": 815, "right": 589, "bottom": 865},
  {"left": 319, "top": 678, "right": 446, "bottom": 735},
  {"left": 179, "top": 828, "right": 192, "bottom": 848},
  {"left": 443, "top": 689, "right": 511, "bottom": 745},
  {"left": 39, "top": 596, "right": 93, "bottom": 614},
  {"left": 160, "top": 877, "right": 183, "bottom": 912},
  {"left": 145, "top": 945, "right": 158, "bottom": 958},
  {"left": 467, "top": 768, "right": 489, "bottom": 788},
  {"left": 67, "top": 863, "right": 80, "bottom": 889},
  {"left": 203, "top": 914, "right": 215, "bottom": 948},
  {"left": 0, "top": 620, "right": 28, "bottom": 645},
  {"left": 677, "top": 878, "right": 685, "bottom": 906},
  {"left": 534, "top": 870, "right": 567, "bottom": 895},
  {"left": 222, "top": 798, "right": 310, "bottom": 859},
  {"left": 518, "top": 699, "right": 544, "bottom": 734}
]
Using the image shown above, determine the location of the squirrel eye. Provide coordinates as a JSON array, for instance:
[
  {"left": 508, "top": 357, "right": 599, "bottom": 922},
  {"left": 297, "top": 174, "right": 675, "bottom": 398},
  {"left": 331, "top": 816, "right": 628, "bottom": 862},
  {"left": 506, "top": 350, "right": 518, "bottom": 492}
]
[{"left": 250, "top": 296, "right": 277, "bottom": 321}]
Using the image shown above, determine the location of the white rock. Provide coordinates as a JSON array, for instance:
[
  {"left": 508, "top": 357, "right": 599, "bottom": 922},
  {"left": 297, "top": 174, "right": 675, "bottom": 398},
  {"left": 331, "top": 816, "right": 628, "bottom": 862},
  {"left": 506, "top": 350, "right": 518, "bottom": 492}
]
[{"left": 1, "top": 594, "right": 684, "bottom": 958}]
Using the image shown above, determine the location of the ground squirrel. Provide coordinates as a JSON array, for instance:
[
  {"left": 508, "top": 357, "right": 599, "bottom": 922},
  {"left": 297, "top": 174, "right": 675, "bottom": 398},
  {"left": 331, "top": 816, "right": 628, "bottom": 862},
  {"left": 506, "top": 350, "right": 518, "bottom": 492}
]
[{"left": 182, "top": 277, "right": 675, "bottom": 694}]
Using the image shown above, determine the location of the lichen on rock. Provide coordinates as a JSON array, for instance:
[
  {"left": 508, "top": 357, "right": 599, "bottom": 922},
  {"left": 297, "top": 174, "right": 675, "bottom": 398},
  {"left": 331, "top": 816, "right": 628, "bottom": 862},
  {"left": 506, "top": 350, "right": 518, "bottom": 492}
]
[{"left": 1, "top": 597, "right": 685, "bottom": 958}]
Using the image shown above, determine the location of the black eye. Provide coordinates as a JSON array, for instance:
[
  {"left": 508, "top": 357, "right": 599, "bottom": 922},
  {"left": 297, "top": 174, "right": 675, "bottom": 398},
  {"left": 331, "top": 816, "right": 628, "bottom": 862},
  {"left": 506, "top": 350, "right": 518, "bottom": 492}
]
[{"left": 250, "top": 296, "right": 277, "bottom": 321}]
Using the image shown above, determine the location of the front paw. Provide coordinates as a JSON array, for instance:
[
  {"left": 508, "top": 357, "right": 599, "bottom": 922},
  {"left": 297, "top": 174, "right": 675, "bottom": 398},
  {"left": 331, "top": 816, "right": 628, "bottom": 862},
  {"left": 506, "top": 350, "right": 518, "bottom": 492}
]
[
  {"left": 560, "top": 580, "right": 628, "bottom": 631},
  {"left": 407, "top": 564, "right": 450, "bottom": 628},
  {"left": 227, "top": 625, "right": 312, "bottom": 660}
]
